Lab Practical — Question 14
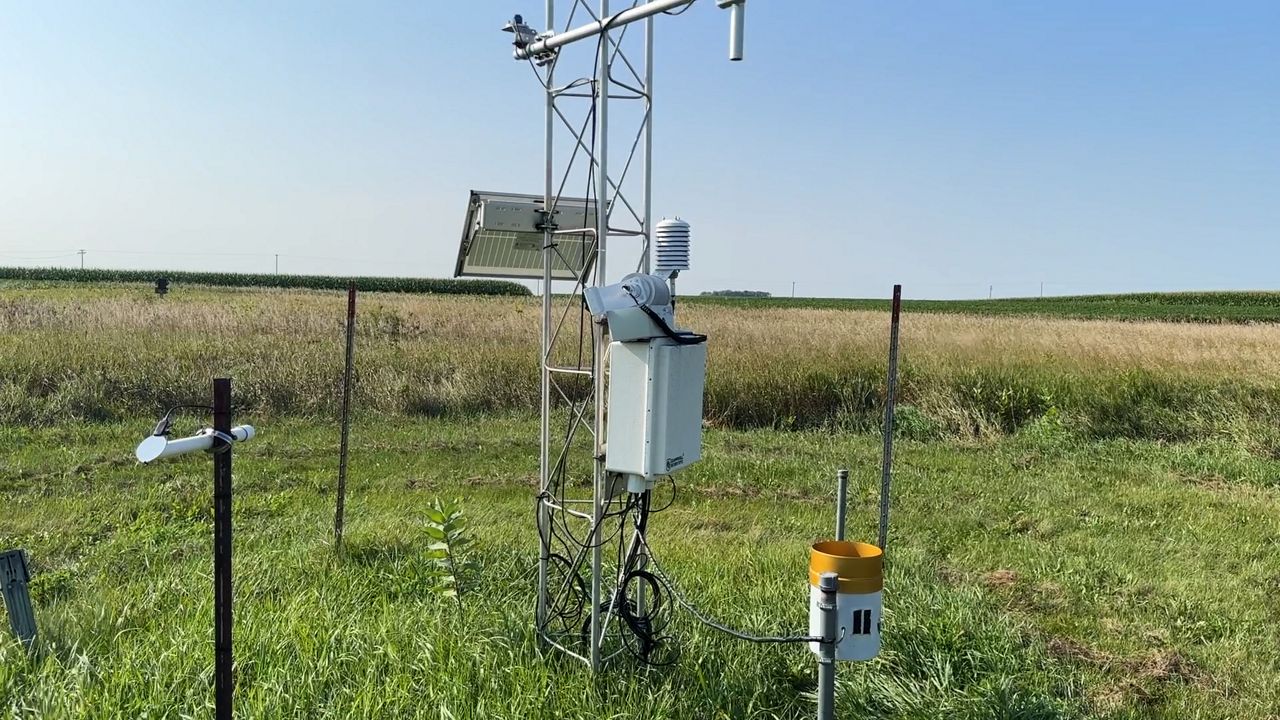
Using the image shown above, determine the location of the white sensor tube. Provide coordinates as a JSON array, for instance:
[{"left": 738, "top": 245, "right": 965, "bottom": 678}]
[
  {"left": 728, "top": 1, "right": 744, "bottom": 61},
  {"left": 136, "top": 425, "right": 256, "bottom": 463}
]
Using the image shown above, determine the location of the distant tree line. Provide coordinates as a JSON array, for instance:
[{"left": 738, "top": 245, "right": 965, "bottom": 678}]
[{"left": 700, "top": 289, "right": 772, "bottom": 298}]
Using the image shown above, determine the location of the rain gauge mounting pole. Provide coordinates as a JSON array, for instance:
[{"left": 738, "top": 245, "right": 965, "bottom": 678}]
[{"left": 516, "top": 0, "right": 745, "bottom": 670}]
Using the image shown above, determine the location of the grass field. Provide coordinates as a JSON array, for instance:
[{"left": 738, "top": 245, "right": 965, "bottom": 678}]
[
  {"left": 3, "top": 282, "right": 1280, "bottom": 718},
  {"left": 8, "top": 274, "right": 1279, "bottom": 323},
  {"left": 4, "top": 416, "right": 1279, "bottom": 718},
  {"left": 689, "top": 291, "right": 1280, "bottom": 324},
  {"left": 4, "top": 284, "right": 1280, "bottom": 447}
]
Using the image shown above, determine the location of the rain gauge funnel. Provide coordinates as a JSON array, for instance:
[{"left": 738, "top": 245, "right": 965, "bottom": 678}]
[{"left": 808, "top": 540, "right": 883, "bottom": 661}]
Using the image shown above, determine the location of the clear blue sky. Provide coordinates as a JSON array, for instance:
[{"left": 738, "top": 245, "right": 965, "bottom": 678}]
[{"left": 2, "top": 1, "right": 1276, "bottom": 299}]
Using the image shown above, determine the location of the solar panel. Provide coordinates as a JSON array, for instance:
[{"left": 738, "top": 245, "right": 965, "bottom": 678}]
[{"left": 455, "top": 190, "right": 597, "bottom": 280}]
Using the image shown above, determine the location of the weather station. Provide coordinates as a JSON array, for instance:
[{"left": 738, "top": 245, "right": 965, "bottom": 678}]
[{"left": 453, "top": 2, "right": 891, "bottom": 717}]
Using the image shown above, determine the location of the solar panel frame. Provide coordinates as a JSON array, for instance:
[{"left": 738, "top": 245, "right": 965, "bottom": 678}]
[{"left": 455, "top": 190, "right": 598, "bottom": 280}]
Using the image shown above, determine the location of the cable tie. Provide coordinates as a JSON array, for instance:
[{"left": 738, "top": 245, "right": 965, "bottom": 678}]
[{"left": 205, "top": 430, "right": 235, "bottom": 453}]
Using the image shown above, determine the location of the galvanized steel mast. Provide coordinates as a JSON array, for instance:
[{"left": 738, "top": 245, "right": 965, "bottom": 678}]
[{"left": 523, "top": 0, "right": 741, "bottom": 670}]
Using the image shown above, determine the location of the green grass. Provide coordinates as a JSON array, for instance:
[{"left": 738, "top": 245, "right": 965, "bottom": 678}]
[
  {"left": 4, "top": 416, "right": 1279, "bottom": 718},
  {"left": 687, "top": 291, "right": 1280, "bottom": 323},
  {"left": 4, "top": 281, "right": 1279, "bottom": 716},
  {"left": 5, "top": 283, "right": 1280, "bottom": 448}
]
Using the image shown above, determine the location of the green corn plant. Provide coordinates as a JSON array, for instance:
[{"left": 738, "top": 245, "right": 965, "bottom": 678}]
[{"left": 423, "top": 498, "right": 474, "bottom": 609}]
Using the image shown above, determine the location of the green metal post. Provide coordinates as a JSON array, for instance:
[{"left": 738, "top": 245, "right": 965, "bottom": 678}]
[{"left": 0, "top": 549, "right": 36, "bottom": 649}]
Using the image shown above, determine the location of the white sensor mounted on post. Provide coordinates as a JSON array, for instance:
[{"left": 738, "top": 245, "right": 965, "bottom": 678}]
[
  {"left": 136, "top": 426, "right": 256, "bottom": 463},
  {"left": 716, "top": 0, "right": 746, "bottom": 61},
  {"left": 585, "top": 273, "right": 676, "bottom": 342},
  {"left": 654, "top": 217, "right": 691, "bottom": 276}
]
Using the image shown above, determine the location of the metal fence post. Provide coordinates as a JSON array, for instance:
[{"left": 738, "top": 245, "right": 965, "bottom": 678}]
[
  {"left": 212, "top": 378, "right": 234, "bottom": 720},
  {"left": 335, "top": 283, "right": 356, "bottom": 549},
  {"left": 0, "top": 549, "right": 36, "bottom": 649},
  {"left": 878, "top": 284, "right": 902, "bottom": 551}
]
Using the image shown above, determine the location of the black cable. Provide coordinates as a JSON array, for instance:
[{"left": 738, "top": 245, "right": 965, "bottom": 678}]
[
  {"left": 620, "top": 284, "right": 708, "bottom": 345},
  {"left": 587, "top": 490, "right": 666, "bottom": 664},
  {"left": 536, "top": 488, "right": 636, "bottom": 644},
  {"left": 649, "top": 475, "right": 677, "bottom": 514},
  {"left": 151, "top": 404, "right": 215, "bottom": 436},
  {"left": 590, "top": 490, "right": 678, "bottom": 666},
  {"left": 548, "top": 488, "right": 633, "bottom": 554},
  {"left": 663, "top": 1, "right": 697, "bottom": 15},
  {"left": 637, "top": 303, "right": 707, "bottom": 345},
  {"left": 638, "top": 534, "right": 823, "bottom": 645},
  {"left": 542, "top": 552, "right": 589, "bottom": 635}
]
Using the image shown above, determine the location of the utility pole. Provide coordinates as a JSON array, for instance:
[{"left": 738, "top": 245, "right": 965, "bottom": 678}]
[
  {"left": 78, "top": 250, "right": 86, "bottom": 269},
  {"left": 792, "top": 281, "right": 796, "bottom": 298},
  {"left": 1040, "top": 281, "right": 1044, "bottom": 298},
  {"left": 988, "top": 284, "right": 993, "bottom": 300},
  {"left": 275, "top": 254, "right": 279, "bottom": 274}
]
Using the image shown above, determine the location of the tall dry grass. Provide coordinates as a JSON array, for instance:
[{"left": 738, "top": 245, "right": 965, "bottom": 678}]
[{"left": 3, "top": 285, "right": 1279, "bottom": 443}]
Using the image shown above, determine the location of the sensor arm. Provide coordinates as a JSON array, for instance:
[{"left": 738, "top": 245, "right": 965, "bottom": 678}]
[
  {"left": 514, "top": 0, "right": 743, "bottom": 61},
  {"left": 136, "top": 425, "right": 255, "bottom": 463}
]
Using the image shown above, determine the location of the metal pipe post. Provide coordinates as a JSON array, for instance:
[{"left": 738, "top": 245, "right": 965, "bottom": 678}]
[
  {"left": 590, "top": 324, "right": 605, "bottom": 670},
  {"left": 588, "top": 0, "right": 611, "bottom": 672},
  {"left": 630, "top": 12, "right": 655, "bottom": 621},
  {"left": 536, "top": 0, "right": 556, "bottom": 638},
  {"left": 335, "top": 283, "right": 356, "bottom": 549},
  {"left": 835, "top": 469, "right": 849, "bottom": 541},
  {"left": 816, "top": 571, "right": 838, "bottom": 720},
  {"left": 212, "top": 378, "right": 234, "bottom": 720},
  {"left": 727, "top": 0, "right": 745, "bottom": 60},
  {"left": 595, "top": 0, "right": 610, "bottom": 292},
  {"left": 642, "top": 15, "right": 654, "bottom": 274},
  {"left": 878, "top": 285, "right": 902, "bottom": 551}
]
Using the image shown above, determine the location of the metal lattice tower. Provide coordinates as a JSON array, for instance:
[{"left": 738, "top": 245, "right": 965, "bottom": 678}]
[{"left": 515, "top": 0, "right": 743, "bottom": 670}]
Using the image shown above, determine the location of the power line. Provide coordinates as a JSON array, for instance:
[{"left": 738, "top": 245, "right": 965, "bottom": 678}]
[{"left": 0, "top": 252, "right": 80, "bottom": 260}]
